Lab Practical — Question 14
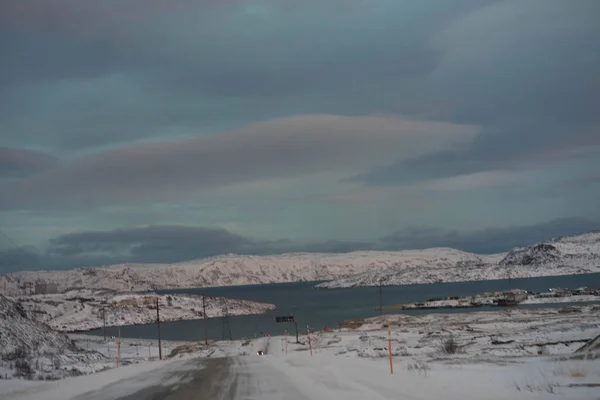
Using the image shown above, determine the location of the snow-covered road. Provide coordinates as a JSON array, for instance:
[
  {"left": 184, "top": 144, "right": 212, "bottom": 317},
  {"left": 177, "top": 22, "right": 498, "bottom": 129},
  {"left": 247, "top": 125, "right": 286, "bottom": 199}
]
[
  {"left": 8, "top": 344, "right": 598, "bottom": 400},
  {"left": 7, "top": 305, "right": 600, "bottom": 400}
]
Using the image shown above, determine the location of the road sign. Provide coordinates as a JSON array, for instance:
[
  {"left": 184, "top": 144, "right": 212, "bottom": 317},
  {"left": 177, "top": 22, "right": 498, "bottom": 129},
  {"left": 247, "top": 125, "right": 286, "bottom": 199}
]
[{"left": 275, "top": 316, "right": 295, "bottom": 323}]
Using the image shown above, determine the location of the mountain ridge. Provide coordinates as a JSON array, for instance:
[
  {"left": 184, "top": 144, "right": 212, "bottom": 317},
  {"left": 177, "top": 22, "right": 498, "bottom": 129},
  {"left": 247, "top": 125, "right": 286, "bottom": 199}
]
[{"left": 1, "top": 232, "right": 599, "bottom": 292}]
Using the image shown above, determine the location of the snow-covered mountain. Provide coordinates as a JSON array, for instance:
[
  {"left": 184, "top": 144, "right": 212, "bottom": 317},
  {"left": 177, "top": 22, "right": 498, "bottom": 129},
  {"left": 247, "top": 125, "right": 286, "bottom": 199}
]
[
  {"left": 1, "top": 250, "right": 491, "bottom": 293},
  {"left": 500, "top": 231, "right": 600, "bottom": 268},
  {"left": 0, "top": 295, "right": 106, "bottom": 380},
  {"left": 1, "top": 232, "right": 599, "bottom": 292},
  {"left": 318, "top": 232, "right": 600, "bottom": 288}
]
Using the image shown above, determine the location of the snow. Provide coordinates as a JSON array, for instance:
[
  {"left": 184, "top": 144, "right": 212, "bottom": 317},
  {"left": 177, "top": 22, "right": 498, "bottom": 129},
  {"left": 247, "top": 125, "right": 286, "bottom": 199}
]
[
  {"left": 4, "top": 304, "right": 599, "bottom": 399},
  {"left": 522, "top": 294, "right": 600, "bottom": 305},
  {"left": 0, "top": 379, "right": 44, "bottom": 398},
  {"left": 10, "top": 289, "right": 275, "bottom": 332},
  {"left": 3, "top": 355, "right": 187, "bottom": 400},
  {"left": 0, "top": 294, "right": 108, "bottom": 383}
]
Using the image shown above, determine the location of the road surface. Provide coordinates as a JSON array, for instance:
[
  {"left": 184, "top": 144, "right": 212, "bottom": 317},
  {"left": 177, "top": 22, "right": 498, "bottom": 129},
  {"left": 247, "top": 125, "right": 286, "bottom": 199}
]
[
  {"left": 70, "top": 356, "right": 313, "bottom": 400},
  {"left": 8, "top": 334, "right": 535, "bottom": 400},
  {"left": 69, "top": 336, "right": 314, "bottom": 400}
]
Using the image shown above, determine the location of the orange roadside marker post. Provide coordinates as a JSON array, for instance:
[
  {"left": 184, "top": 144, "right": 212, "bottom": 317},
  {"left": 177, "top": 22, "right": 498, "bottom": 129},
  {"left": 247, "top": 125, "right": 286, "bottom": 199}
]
[
  {"left": 307, "top": 325, "right": 313, "bottom": 356},
  {"left": 117, "top": 327, "right": 121, "bottom": 368},
  {"left": 387, "top": 321, "right": 393, "bottom": 374}
]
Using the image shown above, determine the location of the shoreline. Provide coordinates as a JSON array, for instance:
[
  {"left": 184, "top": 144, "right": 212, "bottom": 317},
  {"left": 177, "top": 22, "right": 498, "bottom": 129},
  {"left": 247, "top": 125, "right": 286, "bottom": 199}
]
[
  {"left": 379, "top": 287, "right": 600, "bottom": 311},
  {"left": 316, "top": 269, "right": 599, "bottom": 289}
]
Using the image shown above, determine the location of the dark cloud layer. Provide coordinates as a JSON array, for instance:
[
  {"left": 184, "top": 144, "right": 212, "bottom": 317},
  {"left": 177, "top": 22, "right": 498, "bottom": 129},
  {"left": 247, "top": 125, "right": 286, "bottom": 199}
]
[{"left": 1, "top": 218, "right": 596, "bottom": 273}]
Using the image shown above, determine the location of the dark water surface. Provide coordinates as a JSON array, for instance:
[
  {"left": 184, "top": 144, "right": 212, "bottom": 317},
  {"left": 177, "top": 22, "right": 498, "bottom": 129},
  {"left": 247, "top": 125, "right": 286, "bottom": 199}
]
[{"left": 86, "top": 273, "right": 600, "bottom": 341}]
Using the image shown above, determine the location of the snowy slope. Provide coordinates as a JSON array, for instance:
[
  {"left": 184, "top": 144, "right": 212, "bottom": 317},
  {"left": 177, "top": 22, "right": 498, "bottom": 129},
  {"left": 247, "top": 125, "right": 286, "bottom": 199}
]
[
  {"left": 0, "top": 295, "right": 106, "bottom": 381},
  {"left": 500, "top": 231, "right": 600, "bottom": 268},
  {"left": 12, "top": 289, "right": 276, "bottom": 332}
]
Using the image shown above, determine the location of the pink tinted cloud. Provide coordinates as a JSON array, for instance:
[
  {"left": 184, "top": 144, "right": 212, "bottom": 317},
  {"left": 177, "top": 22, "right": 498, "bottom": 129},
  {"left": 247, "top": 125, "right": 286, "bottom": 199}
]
[{"left": 0, "top": 114, "right": 479, "bottom": 210}]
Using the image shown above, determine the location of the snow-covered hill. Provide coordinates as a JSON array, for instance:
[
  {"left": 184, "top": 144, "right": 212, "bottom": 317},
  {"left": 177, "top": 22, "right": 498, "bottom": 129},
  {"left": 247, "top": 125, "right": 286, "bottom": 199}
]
[
  {"left": 12, "top": 289, "right": 276, "bottom": 332},
  {"left": 318, "top": 232, "right": 600, "bottom": 288},
  {"left": 0, "top": 250, "right": 495, "bottom": 293},
  {"left": 315, "top": 250, "right": 505, "bottom": 288},
  {"left": 0, "top": 295, "right": 106, "bottom": 380},
  {"left": 1, "top": 232, "right": 599, "bottom": 292},
  {"left": 500, "top": 231, "right": 600, "bottom": 268}
]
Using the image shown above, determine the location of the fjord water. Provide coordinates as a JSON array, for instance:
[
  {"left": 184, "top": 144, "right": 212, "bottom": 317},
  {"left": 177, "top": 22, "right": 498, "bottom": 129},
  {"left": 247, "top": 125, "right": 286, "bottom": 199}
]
[{"left": 87, "top": 273, "right": 600, "bottom": 341}]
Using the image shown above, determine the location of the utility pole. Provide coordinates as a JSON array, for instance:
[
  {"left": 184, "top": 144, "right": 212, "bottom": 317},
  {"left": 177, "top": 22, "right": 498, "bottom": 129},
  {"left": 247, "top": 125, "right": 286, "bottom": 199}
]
[
  {"left": 102, "top": 308, "right": 107, "bottom": 341},
  {"left": 117, "top": 327, "right": 121, "bottom": 368},
  {"left": 294, "top": 320, "right": 299, "bottom": 343},
  {"left": 156, "top": 298, "right": 162, "bottom": 360},
  {"left": 379, "top": 280, "right": 383, "bottom": 316},
  {"left": 202, "top": 294, "right": 208, "bottom": 345}
]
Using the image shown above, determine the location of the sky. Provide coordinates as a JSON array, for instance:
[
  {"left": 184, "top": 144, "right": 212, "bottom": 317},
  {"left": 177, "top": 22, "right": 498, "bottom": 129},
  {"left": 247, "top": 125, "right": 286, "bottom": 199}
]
[{"left": 1, "top": 0, "right": 599, "bottom": 272}]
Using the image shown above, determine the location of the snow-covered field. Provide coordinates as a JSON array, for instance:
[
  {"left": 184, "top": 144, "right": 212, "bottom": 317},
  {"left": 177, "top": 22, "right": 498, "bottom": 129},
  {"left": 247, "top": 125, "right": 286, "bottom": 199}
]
[
  {"left": 3, "top": 232, "right": 598, "bottom": 294},
  {"left": 10, "top": 289, "right": 275, "bottom": 332},
  {"left": 4, "top": 304, "right": 599, "bottom": 399}
]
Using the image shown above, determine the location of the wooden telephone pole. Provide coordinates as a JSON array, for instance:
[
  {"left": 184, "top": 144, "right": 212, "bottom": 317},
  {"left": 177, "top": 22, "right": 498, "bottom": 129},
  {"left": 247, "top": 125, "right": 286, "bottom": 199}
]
[
  {"left": 102, "top": 308, "right": 107, "bottom": 341},
  {"left": 117, "top": 327, "right": 121, "bottom": 368},
  {"left": 379, "top": 280, "right": 383, "bottom": 316},
  {"left": 156, "top": 298, "right": 162, "bottom": 360},
  {"left": 202, "top": 294, "right": 208, "bottom": 345}
]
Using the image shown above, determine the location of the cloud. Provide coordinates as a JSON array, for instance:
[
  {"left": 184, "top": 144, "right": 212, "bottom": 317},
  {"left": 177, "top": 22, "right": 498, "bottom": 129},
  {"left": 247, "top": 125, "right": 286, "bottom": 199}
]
[
  {"left": 1, "top": 0, "right": 598, "bottom": 260},
  {"left": 0, "top": 147, "right": 59, "bottom": 179},
  {"left": 564, "top": 174, "right": 600, "bottom": 188},
  {"left": 49, "top": 225, "right": 258, "bottom": 261},
  {"left": 0, "top": 1, "right": 490, "bottom": 153},
  {"left": 0, "top": 114, "right": 478, "bottom": 210},
  {"left": 341, "top": 0, "right": 600, "bottom": 188},
  {"left": 1, "top": 217, "right": 597, "bottom": 273},
  {"left": 379, "top": 217, "right": 600, "bottom": 254},
  {"left": 39, "top": 225, "right": 371, "bottom": 266}
]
